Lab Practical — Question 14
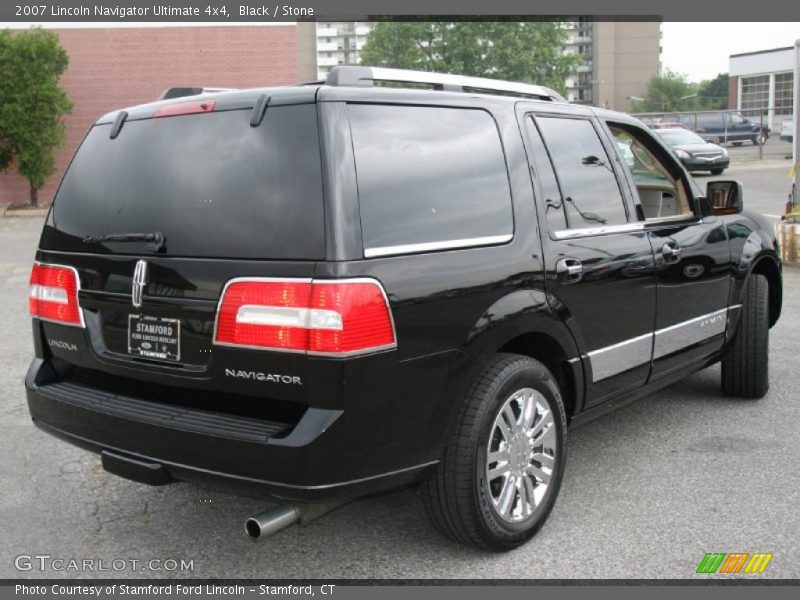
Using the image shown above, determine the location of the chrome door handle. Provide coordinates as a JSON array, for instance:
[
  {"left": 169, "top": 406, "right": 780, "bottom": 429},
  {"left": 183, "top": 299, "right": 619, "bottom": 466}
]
[
  {"left": 556, "top": 258, "right": 583, "bottom": 283},
  {"left": 662, "top": 243, "right": 682, "bottom": 263}
]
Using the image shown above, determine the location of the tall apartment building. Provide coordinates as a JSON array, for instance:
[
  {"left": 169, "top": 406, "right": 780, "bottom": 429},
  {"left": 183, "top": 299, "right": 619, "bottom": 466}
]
[{"left": 300, "top": 20, "right": 661, "bottom": 112}]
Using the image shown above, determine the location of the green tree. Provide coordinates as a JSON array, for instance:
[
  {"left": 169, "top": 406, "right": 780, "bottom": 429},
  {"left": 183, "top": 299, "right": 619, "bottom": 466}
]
[
  {"left": 0, "top": 28, "right": 72, "bottom": 206},
  {"left": 633, "top": 70, "right": 699, "bottom": 113},
  {"left": 360, "top": 22, "right": 582, "bottom": 95},
  {"left": 697, "top": 73, "right": 729, "bottom": 110}
]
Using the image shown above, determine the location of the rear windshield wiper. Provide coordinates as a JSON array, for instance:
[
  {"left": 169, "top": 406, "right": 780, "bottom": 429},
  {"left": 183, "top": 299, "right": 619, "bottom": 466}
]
[{"left": 82, "top": 232, "right": 166, "bottom": 252}]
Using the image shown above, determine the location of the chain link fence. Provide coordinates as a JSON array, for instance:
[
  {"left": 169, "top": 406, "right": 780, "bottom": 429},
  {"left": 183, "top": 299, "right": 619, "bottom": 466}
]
[{"left": 631, "top": 108, "right": 794, "bottom": 163}]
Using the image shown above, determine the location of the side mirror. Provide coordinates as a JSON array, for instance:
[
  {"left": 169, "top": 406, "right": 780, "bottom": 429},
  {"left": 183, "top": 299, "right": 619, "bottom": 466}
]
[{"left": 705, "top": 180, "right": 743, "bottom": 215}]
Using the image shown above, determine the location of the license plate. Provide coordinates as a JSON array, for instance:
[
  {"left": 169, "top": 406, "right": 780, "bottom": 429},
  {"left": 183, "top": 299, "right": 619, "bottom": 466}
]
[{"left": 128, "top": 315, "right": 181, "bottom": 361}]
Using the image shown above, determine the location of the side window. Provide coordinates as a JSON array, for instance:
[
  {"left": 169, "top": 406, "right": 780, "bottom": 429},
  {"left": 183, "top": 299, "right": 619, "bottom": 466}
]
[
  {"left": 728, "top": 113, "right": 745, "bottom": 126},
  {"left": 348, "top": 104, "right": 513, "bottom": 256},
  {"left": 524, "top": 116, "right": 566, "bottom": 232},
  {"left": 536, "top": 116, "right": 628, "bottom": 229},
  {"left": 608, "top": 124, "right": 694, "bottom": 220}
]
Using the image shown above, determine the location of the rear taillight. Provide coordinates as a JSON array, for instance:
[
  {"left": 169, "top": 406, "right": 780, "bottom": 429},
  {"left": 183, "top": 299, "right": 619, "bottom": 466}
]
[
  {"left": 214, "top": 278, "right": 396, "bottom": 356},
  {"left": 29, "top": 263, "right": 84, "bottom": 327}
]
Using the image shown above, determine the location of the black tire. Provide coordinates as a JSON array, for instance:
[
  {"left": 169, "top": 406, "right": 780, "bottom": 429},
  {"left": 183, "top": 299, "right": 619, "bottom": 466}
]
[
  {"left": 710, "top": 168, "right": 724, "bottom": 175},
  {"left": 721, "top": 274, "right": 769, "bottom": 398},
  {"left": 423, "top": 353, "right": 567, "bottom": 551}
]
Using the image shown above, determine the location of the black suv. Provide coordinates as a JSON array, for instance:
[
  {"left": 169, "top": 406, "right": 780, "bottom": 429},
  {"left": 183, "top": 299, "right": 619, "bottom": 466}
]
[{"left": 25, "top": 67, "right": 782, "bottom": 551}]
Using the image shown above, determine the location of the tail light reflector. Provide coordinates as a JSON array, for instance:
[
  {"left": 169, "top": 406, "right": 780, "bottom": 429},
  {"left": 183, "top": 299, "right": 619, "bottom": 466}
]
[
  {"left": 214, "top": 278, "right": 396, "bottom": 356},
  {"left": 29, "top": 263, "right": 84, "bottom": 327}
]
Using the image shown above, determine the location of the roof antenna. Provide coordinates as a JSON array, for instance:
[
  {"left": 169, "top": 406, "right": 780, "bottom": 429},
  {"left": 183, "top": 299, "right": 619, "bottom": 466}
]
[
  {"left": 250, "top": 94, "right": 270, "bottom": 127},
  {"left": 110, "top": 111, "right": 128, "bottom": 139}
]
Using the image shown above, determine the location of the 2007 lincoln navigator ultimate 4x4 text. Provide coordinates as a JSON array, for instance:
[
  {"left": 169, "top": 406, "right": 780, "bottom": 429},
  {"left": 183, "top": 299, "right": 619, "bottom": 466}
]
[{"left": 25, "top": 67, "right": 782, "bottom": 550}]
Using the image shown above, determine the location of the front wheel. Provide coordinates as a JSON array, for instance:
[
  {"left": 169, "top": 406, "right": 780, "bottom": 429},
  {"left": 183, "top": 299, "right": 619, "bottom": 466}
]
[
  {"left": 721, "top": 274, "right": 769, "bottom": 398},
  {"left": 423, "top": 353, "right": 567, "bottom": 551}
]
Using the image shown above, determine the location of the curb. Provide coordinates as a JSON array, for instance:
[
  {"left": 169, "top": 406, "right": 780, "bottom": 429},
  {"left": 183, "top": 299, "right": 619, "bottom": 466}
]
[{"left": 1, "top": 205, "right": 48, "bottom": 218}]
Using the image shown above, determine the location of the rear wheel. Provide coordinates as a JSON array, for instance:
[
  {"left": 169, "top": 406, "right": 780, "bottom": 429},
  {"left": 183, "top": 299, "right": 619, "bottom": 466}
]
[
  {"left": 722, "top": 274, "right": 769, "bottom": 398},
  {"left": 423, "top": 353, "right": 567, "bottom": 551}
]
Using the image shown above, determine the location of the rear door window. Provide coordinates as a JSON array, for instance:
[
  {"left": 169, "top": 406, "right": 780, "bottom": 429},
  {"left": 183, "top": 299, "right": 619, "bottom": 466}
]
[
  {"left": 348, "top": 104, "right": 513, "bottom": 257},
  {"left": 535, "top": 116, "right": 628, "bottom": 230},
  {"left": 524, "top": 116, "right": 567, "bottom": 232},
  {"left": 42, "top": 105, "right": 324, "bottom": 259}
]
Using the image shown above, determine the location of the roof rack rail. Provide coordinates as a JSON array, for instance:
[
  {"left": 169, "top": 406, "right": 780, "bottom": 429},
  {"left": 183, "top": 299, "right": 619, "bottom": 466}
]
[
  {"left": 325, "top": 66, "right": 566, "bottom": 103},
  {"left": 158, "top": 87, "right": 238, "bottom": 101}
]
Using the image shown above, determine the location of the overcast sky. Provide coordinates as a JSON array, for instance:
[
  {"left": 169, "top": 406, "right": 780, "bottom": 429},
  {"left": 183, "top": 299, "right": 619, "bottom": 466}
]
[{"left": 662, "top": 22, "right": 799, "bottom": 82}]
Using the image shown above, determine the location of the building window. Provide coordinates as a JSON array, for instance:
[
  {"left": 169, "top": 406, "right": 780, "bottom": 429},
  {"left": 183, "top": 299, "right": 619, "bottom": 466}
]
[
  {"left": 774, "top": 72, "right": 794, "bottom": 116},
  {"left": 741, "top": 75, "right": 769, "bottom": 112}
]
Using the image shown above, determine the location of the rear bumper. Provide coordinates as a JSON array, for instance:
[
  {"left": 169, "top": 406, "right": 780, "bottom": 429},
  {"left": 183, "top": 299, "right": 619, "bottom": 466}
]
[{"left": 25, "top": 358, "right": 440, "bottom": 502}]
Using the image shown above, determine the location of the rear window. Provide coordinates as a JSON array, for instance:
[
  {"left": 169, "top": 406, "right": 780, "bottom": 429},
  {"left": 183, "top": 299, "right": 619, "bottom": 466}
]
[
  {"left": 348, "top": 104, "right": 513, "bottom": 257},
  {"left": 41, "top": 105, "right": 324, "bottom": 259}
]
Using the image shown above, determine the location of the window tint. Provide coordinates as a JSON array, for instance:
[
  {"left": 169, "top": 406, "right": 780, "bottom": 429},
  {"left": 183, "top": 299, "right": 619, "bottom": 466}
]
[
  {"left": 348, "top": 104, "right": 513, "bottom": 255},
  {"left": 536, "top": 117, "right": 627, "bottom": 229},
  {"left": 42, "top": 105, "right": 324, "bottom": 259},
  {"left": 524, "top": 116, "right": 566, "bottom": 231}
]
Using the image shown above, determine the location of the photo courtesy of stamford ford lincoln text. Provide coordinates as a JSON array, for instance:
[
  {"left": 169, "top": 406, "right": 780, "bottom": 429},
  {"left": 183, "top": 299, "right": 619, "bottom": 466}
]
[{"left": 0, "top": 0, "right": 799, "bottom": 597}]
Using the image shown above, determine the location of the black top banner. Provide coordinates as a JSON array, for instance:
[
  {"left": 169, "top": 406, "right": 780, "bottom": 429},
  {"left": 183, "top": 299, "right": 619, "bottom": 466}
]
[{"left": 1, "top": 0, "right": 800, "bottom": 22}]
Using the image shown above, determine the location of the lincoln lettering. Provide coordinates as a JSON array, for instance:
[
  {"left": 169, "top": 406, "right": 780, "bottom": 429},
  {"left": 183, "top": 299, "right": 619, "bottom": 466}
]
[{"left": 225, "top": 369, "right": 302, "bottom": 385}]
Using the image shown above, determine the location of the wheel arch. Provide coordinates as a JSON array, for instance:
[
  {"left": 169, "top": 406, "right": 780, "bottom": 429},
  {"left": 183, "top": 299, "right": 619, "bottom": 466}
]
[
  {"left": 461, "top": 291, "right": 585, "bottom": 419},
  {"left": 498, "top": 332, "right": 581, "bottom": 419},
  {"left": 749, "top": 254, "right": 782, "bottom": 327}
]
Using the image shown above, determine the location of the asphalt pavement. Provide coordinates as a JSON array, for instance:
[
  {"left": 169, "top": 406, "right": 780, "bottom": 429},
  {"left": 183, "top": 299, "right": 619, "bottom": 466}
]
[{"left": 1, "top": 161, "right": 798, "bottom": 579}]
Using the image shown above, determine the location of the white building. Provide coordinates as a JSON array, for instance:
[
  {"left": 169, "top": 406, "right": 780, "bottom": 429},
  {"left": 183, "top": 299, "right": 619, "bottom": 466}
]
[
  {"left": 730, "top": 46, "right": 795, "bottom": 131},
  {"left": 314, "top": 22, "right": 373, "bottom": 79}
]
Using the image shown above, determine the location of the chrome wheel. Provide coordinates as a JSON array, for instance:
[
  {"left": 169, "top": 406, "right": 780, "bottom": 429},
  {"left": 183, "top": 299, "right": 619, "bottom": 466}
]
[{"left": 485, "top": 388, "right": 557, "bottom": 523}]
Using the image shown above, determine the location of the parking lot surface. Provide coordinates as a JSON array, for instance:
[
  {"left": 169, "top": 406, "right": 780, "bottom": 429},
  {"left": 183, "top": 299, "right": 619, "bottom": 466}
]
[{"left": 1, "top": 161, "right": 798, "bottom": 579}]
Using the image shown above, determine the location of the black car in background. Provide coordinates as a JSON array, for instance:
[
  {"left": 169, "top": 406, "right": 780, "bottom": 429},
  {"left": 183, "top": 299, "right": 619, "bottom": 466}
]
[
  {"left": 671, "top": 111, "right": 768, "bottom": 145},
  {"left": 653, "top": 128, "right": 730, "bottom": 175}
]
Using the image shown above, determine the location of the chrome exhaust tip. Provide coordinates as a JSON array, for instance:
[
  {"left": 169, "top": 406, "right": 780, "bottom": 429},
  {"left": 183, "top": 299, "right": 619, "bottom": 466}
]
[{"left": 245, "top": 505, "right": 301, "bottom": 539}]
